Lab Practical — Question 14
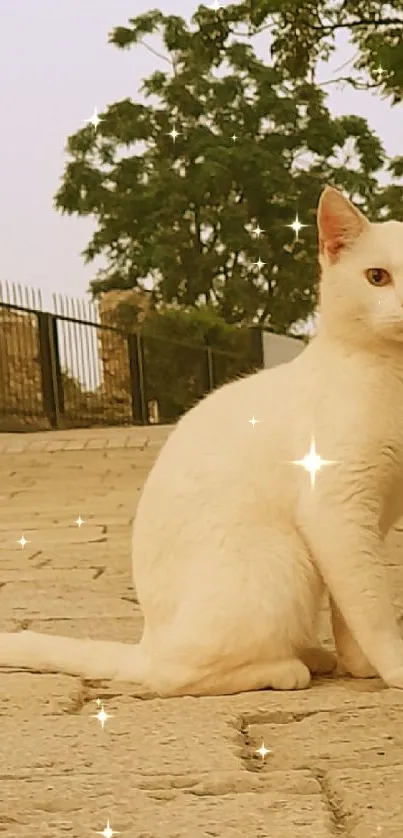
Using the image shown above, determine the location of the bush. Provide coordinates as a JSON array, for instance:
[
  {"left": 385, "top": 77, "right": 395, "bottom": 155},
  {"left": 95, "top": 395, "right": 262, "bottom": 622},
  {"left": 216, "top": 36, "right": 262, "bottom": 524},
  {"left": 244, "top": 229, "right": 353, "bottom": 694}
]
[{"left": 113, "top": 302, "right": 262, "bottom": 421}]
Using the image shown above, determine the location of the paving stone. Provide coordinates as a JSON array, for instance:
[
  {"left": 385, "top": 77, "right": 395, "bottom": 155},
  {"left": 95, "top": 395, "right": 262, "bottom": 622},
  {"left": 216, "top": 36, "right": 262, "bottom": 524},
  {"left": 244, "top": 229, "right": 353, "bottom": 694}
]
[
  {"left": 0, "top": 525, "right": 106, "bottom": 549},
  {"left": 326, "top": 765, "right": 403, "bottom": 836},
  {"left": 0, "top": 775, "right": 333, "bottom": 837},
  {"left": 0, "top": 587, "right": 136, "bottom": 620},
  {"left": 245, "top": 705, "right": 403, "bottom": 770}
]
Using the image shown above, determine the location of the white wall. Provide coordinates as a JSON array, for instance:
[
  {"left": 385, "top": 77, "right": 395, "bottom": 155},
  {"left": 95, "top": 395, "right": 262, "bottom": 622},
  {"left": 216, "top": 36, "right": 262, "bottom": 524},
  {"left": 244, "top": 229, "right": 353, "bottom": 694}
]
[{"left": 262, "top": 332, "right": 305, "bottom": 368}]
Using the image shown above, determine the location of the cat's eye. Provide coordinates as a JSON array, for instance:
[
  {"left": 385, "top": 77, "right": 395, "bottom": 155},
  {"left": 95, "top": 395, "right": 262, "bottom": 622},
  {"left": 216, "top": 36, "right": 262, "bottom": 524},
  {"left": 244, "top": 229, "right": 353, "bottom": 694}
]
[{"left": 365, "top": 268, "right": 392, "bottom": 287}]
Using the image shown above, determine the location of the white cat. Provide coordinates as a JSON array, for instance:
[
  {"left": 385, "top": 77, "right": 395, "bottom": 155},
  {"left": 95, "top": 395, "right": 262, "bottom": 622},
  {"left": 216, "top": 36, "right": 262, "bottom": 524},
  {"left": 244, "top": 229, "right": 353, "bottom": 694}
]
[{"left": 2, "top": 186, "right": 403, "bottom": 695}]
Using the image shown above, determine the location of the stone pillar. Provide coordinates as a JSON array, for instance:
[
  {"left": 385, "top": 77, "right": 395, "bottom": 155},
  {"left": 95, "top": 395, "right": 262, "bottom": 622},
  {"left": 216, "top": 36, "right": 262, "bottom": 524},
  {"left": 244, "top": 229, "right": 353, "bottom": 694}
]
[
  {"left": 0, "top": 308, "right": 48, "bottom": 429},
  {"left": 97, "top": 289, "right": 151, "bottom": 420}
]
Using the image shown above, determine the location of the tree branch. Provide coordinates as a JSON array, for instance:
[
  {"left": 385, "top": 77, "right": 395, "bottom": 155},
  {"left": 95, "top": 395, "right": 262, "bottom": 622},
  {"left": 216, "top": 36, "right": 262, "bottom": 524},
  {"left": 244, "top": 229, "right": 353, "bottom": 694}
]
[
  {"left": 230, "top": 250, "right": 240, "bottom": 278},
  {"left": 138, "top": 38, "right": 173, "bottom": 66},
  {"left": 228, "top": 23, "right": 273, "bottom": 37},
  {"left": 194, "top": 205, "right": 204, "bottom": 255},
  {"left": 229, "top": 14, "right": 403, "bottom": 39},
  {"left": 222, "top": 262, "right": 230, "bottom": 284},
  {"left": 258, "top": 302, "right": 271, "bottom": 324},
  {"left": 320, "top": 76, "right": 388, "bottom": 91},
  {"left": 138, "top": 38, "right": 179, "bottom": 76},
  {"left": 308, "top": 16, "right": 403, "bottom": 33},
  {"left": 207, "top": 223, "right": 220, "bottom": 252}
]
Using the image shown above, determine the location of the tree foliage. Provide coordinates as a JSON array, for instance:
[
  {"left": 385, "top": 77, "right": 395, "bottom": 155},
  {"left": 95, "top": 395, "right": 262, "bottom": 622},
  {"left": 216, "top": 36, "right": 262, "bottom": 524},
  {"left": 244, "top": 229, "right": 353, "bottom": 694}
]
[
  {"left": 54, "top": 4, "right": 401, "bottom": 333},
  {"left": 247, "top": 0, "right": 403, "bottom": 103},
  {"left": 118, "top": 302, "right": 262, "bottom": 420}
]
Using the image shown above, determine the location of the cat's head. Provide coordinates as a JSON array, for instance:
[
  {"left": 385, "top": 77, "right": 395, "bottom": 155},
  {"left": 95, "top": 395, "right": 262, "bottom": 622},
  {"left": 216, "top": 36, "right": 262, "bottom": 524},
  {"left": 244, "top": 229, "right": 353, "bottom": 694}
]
[{"left": 317, "top": 186, "right": 403, "bottom": 344}]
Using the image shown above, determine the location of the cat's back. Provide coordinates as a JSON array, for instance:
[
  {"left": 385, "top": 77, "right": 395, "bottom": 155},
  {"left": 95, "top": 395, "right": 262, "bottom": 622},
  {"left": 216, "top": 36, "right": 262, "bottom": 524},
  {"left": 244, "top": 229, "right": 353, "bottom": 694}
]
[
  {"left": 135, "top": 346, "right": 313, "bottom": 525},
  {"left": 154, "top": 350, "right": 304, "bottom": 466},
  {"left": 139, "top": 333, "right": 403, "bottom": 498}
]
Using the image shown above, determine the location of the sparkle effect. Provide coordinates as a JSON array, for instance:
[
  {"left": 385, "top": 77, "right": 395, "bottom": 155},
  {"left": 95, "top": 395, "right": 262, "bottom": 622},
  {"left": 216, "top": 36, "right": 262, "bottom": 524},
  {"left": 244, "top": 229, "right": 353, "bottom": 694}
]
[
  {"left": 256, "top": 742, "right": 271, "bottom": 760},
  {"left": 231, "top": 133, "right": 237, "bottom": 141},
  {"left": 251, "top": 224, "right": 264, "bottom": 238},
  {"left": 248, "top": 416, "right": 259, "bottom": 429},
  {"left": 167, "top": 124, "right": 180, "bottom": 142},
  {"left": 292, "top": 437, "right": 336, "bottom": 488},
  {"left": 85, "top": 107, "right": 102, "bottom": 130},
  {"left": 97, "top": 821, "right": 120, "bottom": 838},
  {"left": 17, "top": 535, "right": 29, "bottom": 549},
  {"left": 286, "top": 212, "right": 308, "bottom": 241},
  {"left": 209, "top": 0, "right": 224, "bottom": 9},
  {"left": 251, "top": 257, "right": 266, "bottom": 271},
  {"left": 93, "top": 702, "right": 112, "bottom": 729},
  {"left": 75, "top": 516, "right": 85, "bottom": 528}
]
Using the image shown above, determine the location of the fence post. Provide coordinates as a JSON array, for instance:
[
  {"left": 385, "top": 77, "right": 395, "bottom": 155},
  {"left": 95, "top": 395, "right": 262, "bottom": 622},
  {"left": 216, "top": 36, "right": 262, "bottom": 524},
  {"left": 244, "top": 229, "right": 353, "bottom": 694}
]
[
  {"left": 205, "top": 346, "right": 215, "bottom": 392},
  {"left": 36, "top": 312, "right": 64, "bottom": 428},
  {"left": 250, "top": 326, "right": 265, "bottom": 368},
  {"left": 127, "top": 332, "right": 148, "bottom": 425}
]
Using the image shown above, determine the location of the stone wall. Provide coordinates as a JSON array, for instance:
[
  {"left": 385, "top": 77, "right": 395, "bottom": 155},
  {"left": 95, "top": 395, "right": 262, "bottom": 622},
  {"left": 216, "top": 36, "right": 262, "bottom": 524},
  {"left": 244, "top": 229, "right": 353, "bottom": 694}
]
[
  {"left": 0, "top": 307, "right": 48, "bottom": 430},
  {"left": 0, "top": 290, "right": 153, "bottom": 431},
  {"left": 97, "top": 289, "right": 151, "bottom": 422}
]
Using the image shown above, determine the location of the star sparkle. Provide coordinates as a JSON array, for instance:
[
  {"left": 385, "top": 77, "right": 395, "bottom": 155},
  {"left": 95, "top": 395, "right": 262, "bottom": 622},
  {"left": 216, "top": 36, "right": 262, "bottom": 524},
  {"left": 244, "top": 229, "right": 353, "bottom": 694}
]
[
  {"left": 75, "top": 516, "right": 85, "bottom": 527},
  {"left": 256, "top": 741, "right": 271, "bottom": 760},
  {"left": 248, "top": 416, "right": 259, "bottom": 428},
  {"left": 167, "top": 124, "right": 180, "bottom": 142},
  {"left": 251, "top": 257, "right": 266, "bottom": 271},
  {"left": 93, "top": 702, "right": 112, "bottom": 729},
  {"left": 251, "top": 224, "right": 264, "bottom": 238},
  {"left": 209, "top": 0, "right": 224, "bottom": 9},
  {"left": 292, "top": 437, "right": 337, "bottom": 488},
  {"left": 85, "top": 107, "right": 102, "bottom": 130},
  {"left": 17, "top": 535, "right": 29, "bottom": 549},
  {"left": 286, "top": 212, "right": 308, "bottom": 241},
  {"left": 97, "top": 820, "right": 120, "bottom": 838},
  {"left": 231, "top": 133, "right": 237, "bottom": 141}
]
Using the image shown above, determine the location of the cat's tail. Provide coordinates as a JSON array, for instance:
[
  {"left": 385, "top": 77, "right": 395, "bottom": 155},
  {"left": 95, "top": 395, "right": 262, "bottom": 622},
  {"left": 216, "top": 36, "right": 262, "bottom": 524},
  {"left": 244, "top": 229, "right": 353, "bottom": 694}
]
[{"left": 0, "top": 630, "right": 148, "bottom": 681}]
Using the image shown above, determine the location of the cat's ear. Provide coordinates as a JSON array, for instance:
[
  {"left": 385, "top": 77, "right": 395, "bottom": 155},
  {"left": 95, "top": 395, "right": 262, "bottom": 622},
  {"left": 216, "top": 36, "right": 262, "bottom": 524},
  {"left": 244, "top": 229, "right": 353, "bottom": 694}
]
[{"left": 317, "top": 186, "right": 369, "bottom": 261}]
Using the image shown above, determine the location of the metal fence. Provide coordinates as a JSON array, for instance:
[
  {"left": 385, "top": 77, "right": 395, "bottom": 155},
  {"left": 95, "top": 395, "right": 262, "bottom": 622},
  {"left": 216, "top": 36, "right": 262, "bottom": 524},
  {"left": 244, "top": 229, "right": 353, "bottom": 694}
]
[{"left": 0, "top": 280, "right": 264, "bottom": 432}]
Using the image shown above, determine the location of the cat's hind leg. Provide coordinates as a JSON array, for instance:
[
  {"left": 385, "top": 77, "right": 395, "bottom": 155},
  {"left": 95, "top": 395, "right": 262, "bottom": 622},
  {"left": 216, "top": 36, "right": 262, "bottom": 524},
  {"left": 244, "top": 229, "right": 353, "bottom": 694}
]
[
  {"left": 143, "top": 649, "right": 311, "bottom": 696},
  {"left": 140, "top": 524, "right": 326, "bottom": 697},
  {"left": 160, "top": 648, "right": 335, "bottom": 697},
  {"left": 178, "top": 657, "right": 312, "bottom": 695}
]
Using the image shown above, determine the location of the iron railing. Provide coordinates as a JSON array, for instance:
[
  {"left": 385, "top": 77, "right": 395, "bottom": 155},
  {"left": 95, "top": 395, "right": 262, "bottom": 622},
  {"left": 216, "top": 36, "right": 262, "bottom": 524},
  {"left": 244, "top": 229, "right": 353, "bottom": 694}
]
[{"left": 0, "top": 281, "right": 264, "bottom": 431}]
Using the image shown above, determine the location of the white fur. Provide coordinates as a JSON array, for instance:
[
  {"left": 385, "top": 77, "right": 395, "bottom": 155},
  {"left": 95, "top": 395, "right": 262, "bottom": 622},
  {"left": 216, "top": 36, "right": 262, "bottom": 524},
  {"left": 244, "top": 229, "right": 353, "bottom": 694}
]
[{"left": 2, "top": 186, "right": 403, "bottom": 695}]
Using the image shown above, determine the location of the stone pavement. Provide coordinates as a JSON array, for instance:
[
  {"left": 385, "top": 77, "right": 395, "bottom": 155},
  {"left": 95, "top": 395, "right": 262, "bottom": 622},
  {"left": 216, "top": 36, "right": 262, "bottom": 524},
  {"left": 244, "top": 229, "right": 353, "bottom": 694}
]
[{"left": 1, "top": 425, "right": 403, "bottom": 837}]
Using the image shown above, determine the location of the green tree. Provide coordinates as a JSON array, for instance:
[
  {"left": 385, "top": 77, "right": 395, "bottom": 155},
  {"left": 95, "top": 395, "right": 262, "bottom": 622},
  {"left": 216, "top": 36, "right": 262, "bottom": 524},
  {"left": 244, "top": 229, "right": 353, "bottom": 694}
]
[
  {"left": 105, "top": 299, "right": 263, "bottom": 420},
  {"left": 247, "top": 0, "right": 403, "bottom": 103},
  {"left": 55, "top": 6, "right": 391, "bottom": 334}
]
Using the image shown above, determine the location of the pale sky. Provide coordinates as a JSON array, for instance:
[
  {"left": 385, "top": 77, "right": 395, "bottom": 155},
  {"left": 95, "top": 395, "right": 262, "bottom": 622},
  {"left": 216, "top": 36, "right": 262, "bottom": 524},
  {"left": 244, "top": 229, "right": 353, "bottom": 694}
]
[{"left": 1, "top": 0, "right": 402, "bottom": 312}]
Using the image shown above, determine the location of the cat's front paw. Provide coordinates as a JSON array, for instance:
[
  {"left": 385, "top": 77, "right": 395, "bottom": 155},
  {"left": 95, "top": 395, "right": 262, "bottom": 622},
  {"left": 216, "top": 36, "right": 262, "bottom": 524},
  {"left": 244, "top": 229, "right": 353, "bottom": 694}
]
[
  {"left": 382, "top": 667, "right": 403, "bottom": 689},
  {"left": 337, "top": 655, "right": 377, "bottom": 679}
]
